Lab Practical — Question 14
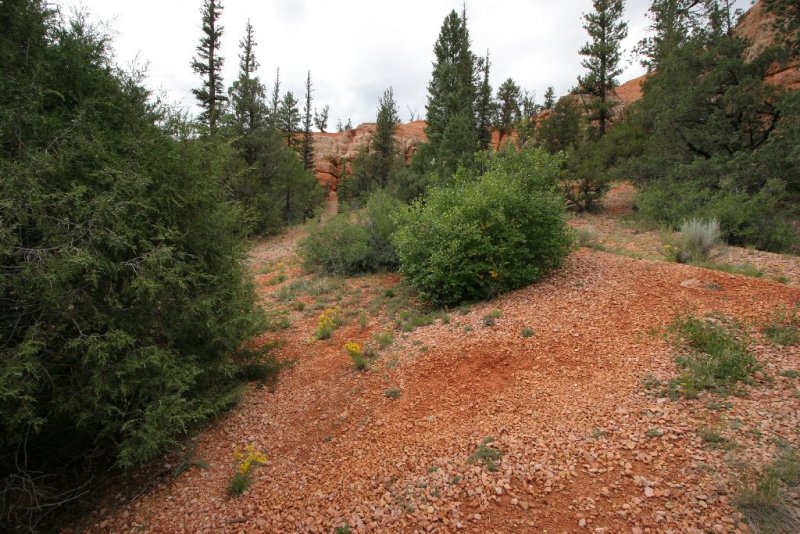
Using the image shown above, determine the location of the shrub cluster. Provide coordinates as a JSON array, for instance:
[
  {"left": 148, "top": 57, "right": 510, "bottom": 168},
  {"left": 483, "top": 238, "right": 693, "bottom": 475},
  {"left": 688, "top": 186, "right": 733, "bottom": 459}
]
[
  {"left": 393, "top": 148, "right": 573, "bottom": 306},
  {"left": 299, "top": 190, "right": 402, "bottom": 275}
]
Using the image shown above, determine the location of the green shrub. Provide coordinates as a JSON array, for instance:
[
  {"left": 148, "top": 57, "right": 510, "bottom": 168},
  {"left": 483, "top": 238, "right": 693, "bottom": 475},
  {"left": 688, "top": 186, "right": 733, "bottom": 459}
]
[
  {"left": 299, "top": 190, "right": 401, "bottom": 275},
  {"left": 0, "top": 6, "right": 266, "bottom": 525},
  {"left": 763, "top": 307, "right": 800, "bottom": 346},
  {"left": 393, "top": 148, "right": 572, "bottom": 305},
  {"left": 678, "top": 218, "right": 722, "bottom": 263}
]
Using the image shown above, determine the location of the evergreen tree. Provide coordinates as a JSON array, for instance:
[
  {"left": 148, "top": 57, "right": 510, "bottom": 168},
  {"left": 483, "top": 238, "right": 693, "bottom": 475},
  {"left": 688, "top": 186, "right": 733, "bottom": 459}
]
[
  {"left": 765, "top": 0, "right": 800, "bottom": 55},
  {"left": 269, "top": 67, "right": 280, "bottom": 126},
  {"left": 276, "top": 91, "right": 300, "bottom": 148},
  {"left": 543, "top": 86, "right": 556, "bottom": 110},
  {"left": 419, "top": 9, "right": 479, "bottom": 174},
  {"left": 191, "top": 0, "right": 227, "bottom": 134},
  {"left": 635, "top": 0, "right": 705, "bottom": 70},
  {"left": 495, "top": 78, "right": 521, "bottom": 140},
  {"left": 227, "top": 20, "right": 267, "bottom": 165},
  {"left": 475, "top": 52, "right": 494, "bottom": 150},
  {"left": 344, "top": 118, "right": 353, "bottom": 130},
  {"left": 336, "top": 118, "right": 343, "bottom": 132},
  {"left": 538, "top": 97, "right": 583, "bottom": 153},
  {"left": 516, "top": 90, "right": 537, "bottom": 148},
  {"left": 301, "top": 71, "right": 314, "bottom": 170},
  {"left": 314, "top": 104, "right": 329, "bottom": 132},
  {"left": 577, "top": 0, "right": 628, "bottom": 136},
  {"left": 371, "top": 87, "right": 401, "bottom": 187}
]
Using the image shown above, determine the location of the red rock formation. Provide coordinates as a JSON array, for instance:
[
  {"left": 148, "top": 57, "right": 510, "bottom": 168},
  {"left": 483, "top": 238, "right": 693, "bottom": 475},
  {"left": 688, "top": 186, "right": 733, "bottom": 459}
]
[
  {"left": 312, "top": 120, "right": 427, "bottom": 190},
  {"left": 736, "top": 0, "right": 800, "bottom": 90}
]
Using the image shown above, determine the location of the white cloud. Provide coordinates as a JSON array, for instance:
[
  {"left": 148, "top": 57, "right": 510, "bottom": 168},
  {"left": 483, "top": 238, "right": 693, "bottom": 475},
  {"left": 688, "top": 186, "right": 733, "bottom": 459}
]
[{"left": 54, "top": 0, "right": 751, "bottom": 128}]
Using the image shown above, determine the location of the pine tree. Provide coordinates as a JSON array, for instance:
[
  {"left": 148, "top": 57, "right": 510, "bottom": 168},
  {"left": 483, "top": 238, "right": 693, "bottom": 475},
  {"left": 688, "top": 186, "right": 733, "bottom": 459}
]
[
  {"left": 228, "top": 21, "right": 267, "bottom": 165},
  {"left": 543, "top": 86, "right": 556, "bottom": 110},
  {"left": 276, "top": 91, "right": 300, "bottom": 147},
  {"left": 191, "top": 0, "right": 227, "bottom": 134},
  {"left": 421, "top": 9, "right": 479, "bottom": 174},
  {"left": 765, "top": 0, "right": 800, "bottom": 55},
  {"left": 269, "top": 67, "right": 280, "bottom": 126},
  {"left": 578, "top": 0, "right": 628, "bottom": 136},
  {"left": 372, "top": 87, "right": 401, "bottom": 188},
  {"left": 301, "top": 71, "right": 314, "bottom": 170},
  {"left": 475, "top": 52, "right": 494, "bottom": 150},
  {"left": 635, "top": 0, "right": 709, "bottom": 70},
  {"left": 314, "top": 104, "right": 329, "bottom": 132},
  {"left": 344, "top": 118, "right": 353, "bottom": 130},
  {"left": 336, "top": 118, "right": 343, "bottom": 132},
  {"left": 495, "top": 78, "right": 521, "bottom": 140}
]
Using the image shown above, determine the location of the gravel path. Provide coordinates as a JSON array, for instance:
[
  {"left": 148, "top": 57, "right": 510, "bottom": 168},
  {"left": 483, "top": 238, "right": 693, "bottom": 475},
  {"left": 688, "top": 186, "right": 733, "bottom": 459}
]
[{"left": 84, "top": 242, "right": 800, "bottom": 533}]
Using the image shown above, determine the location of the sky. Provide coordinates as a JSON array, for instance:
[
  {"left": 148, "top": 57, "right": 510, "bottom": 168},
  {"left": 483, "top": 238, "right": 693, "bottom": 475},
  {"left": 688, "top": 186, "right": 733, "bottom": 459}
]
[{"left": 54, "top": 0, "right": 753, "bottom": 129}]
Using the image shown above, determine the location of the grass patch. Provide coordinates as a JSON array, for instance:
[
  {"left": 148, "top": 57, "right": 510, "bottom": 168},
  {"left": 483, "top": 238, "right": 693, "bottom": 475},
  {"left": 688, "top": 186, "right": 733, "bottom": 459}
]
[
  {"left": 763, "top": 307, "right": 800, "bottom": 346},
  {"left": 698, "top": 427, "right": 734, "bottom": 449},
  {"left": 482, "top": 309, "right": 503, "bottom": 326},
  {"left": 693, "top": 261, "right": 764, "bottom": 278},
  {"left": 265, "top": 310, "right": 291, "bottom": 331},
  {"left": 266, "top": 272, "right": 288, "bottom": 285},
  {"left": 520, "top": 327, "right": 535, "bottom": 338},
  {"left": 173, "top": 444, "right": 208, "bottom": 476},
  {"left": 468, "top": 437, "right": 503, "bottom": 472},
  {"left": 576, "top": 225, "right": 600, "bottom": 247},
  {"left": 373, "top": 331, "right": 394, "bottom": 349},
  {"left": 736, "top": 445, "right": 800, "bottom": 532},
  {"left": 384, "top": 387, "right": 401, "bottom": 399},
  {"left": 667, "top": 313, "right": 759, "bottom": 398},
  {"left": 396, "top": 309, "right": 448, "bottom": 332},
  {"left": 228, "top": 471, "right": 251, "bottom": 496}
]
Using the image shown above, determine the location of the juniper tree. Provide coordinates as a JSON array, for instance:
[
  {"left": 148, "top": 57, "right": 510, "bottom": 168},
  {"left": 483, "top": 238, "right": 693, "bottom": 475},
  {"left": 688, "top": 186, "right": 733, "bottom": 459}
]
[
  {"left": 301, "top": 71, "right": 314, "bottom": 170},
  {"left": 191, "top": 0, "right": 227, "bottom": 134},
  {"left": 314, "top": 104, "right": 329, "bottom": 132},
  {"left": 577, "top": 0, "right": 628, "bottom": 136}
]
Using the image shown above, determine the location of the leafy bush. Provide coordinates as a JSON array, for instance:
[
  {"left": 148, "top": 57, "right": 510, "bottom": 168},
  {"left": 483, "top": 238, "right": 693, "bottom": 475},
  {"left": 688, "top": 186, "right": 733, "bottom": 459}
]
[
  {"left": 299, "top": 190, "right": 402, "bottom": 275},
  {"left": 0, "top": 5, "right": 267, "bottom": 526},
  {"left": 393, "top": 148, "right": 572, "bottom": 305},
  {"left": 678, "top": 218, "right": 722, "bottom": 263},
  {"left": 299, "top": 215, "right": 372, "bottom": 275}
]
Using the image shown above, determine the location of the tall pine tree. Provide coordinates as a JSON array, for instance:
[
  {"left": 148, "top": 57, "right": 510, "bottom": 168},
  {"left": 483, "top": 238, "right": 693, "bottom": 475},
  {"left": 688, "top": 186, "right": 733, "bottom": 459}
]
[
  {"left": 420, "top": 9, "right": 479, "bottom": 175},
  {"left": 578, "top": 0, "right": 628, "bottom": 136},
  {"left": 228, "top": 20, "right": 267, "bottom": 165},
  {"left": 475, "top": 52, "right": 494, "bottom": 150},
  {"left": 191, "top": 0, "right": 227, "bottom": 134},
  {"left": 495, "top": 78, "right": 521, "bottom": 141},
  {"left": 276, "top": 91, "right": 300, "bottom": 148},
  {"left": 301, "top": 71, "right": 314, "bottom": 170}
]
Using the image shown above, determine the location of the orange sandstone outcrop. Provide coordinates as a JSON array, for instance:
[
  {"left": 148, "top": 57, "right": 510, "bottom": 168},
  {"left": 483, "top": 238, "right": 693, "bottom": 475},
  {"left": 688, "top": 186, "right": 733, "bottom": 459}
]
[
  {"left": 312, "top": 120, "right": 427, "bottom": 190},
  {"left": 736, "top": 0, "right": 800, "bottom": 90}
]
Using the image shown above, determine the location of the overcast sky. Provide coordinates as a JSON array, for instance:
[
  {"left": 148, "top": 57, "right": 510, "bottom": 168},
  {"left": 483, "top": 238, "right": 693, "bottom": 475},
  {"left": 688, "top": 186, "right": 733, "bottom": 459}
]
[{"left": 54, "top": 0, "right": 753, "bottom": 128}]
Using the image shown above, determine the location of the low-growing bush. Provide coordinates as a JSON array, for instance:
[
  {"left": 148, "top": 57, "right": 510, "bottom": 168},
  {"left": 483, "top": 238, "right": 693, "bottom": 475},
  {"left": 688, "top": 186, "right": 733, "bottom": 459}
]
[
  {"left": 299, "top": 190, "right": 401, "bottom": 275},
  {"left": 393, "top": 148, "right": 572, "bottom": 305},
  {"left": 678, "top": 218, "right": 722, "bottom": 263}
]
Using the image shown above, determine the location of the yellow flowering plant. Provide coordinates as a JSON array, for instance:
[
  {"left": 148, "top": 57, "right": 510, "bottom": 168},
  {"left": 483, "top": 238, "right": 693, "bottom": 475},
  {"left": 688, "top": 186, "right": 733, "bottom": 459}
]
[
  {"left": 315, "top": 307, "right": 341, "bottom": 340},
  {"left": 229, "top": 444, "right": 267, "bottom": 496},
  {"left": 344, "top": 341, "right": 367, "bottom": 371}
]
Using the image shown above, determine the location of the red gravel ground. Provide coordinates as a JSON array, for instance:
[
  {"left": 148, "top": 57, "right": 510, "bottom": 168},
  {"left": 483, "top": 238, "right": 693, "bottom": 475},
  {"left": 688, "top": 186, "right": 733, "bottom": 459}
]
[{"left": 83, "top": 194, "right": 799, "bottom": 533}]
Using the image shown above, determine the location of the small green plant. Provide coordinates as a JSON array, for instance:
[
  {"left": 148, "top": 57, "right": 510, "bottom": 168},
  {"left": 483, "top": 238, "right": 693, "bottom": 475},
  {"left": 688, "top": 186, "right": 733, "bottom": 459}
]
[
  {"left": 642, "top": 373, "right": 662, "bottom": 390},
  {"left": 334, "top": 525, "right": 352, "bottom": 534},
  {"left": 266, "top": 272, "right": 288, "bottom": 285},
  {"left": 265, "top": 310, "right": 291, "bottom": 331},
  {"left": 589, "top": 428, "right": 606, "bottom": 439},
  {"left": 667, "top": 314, "right": 759, "bottom": 397},
  {"left": 677, "top": 218, "right": 721, "bottom": 263},
  {"left": 229, "top": 444, "right": 267, "bottom": 497},
  {"left": 358, "top": 310, "right": 368, "bottom": 328},
  {"left": 373, "top": 331, "right": 394, "bottom": 349},
  {"left": 520, "top": 327, "right": 535, "bottom": 338},
  {"left": 384, "top": 288, "right": 395, "bottom": 298},
  {"left": 384, "top": 387, "right": 401, "bottom": 399},
  {"left": 468, "top": 437, "right": 503, "bottom": 472},
  {"left": 482, "top": 309, "right": 503, "bottom": 326},
  {"left": 345, "top": 341, "right": 368, "bottom": 371},
  {"left": 775, "top": 275, "right": 790, "bottom": 284},
  {"left": 645, "top": 428, "right": 664, "bottom": 438},
  {"left": 694, "top": 261, "right": 763, "bottom": 278},
  {"left": 315, "top": 307, "right": 341, "bottom": 340},
  {"left": 291, "top": 301, "right": 306, "bottom": 312},
  {"left": 698, "top": 427, "right": 727, "bottom": 445},
  {"left": 174, "top": 445, "right": 208, "bottom": 475},
  {"left": 576, "top": 225, "right": 600, "bottom": 247},
  {"left": 763, "top": 307, "right": 800, "bottom": 346},
  {"left": 735, "top": 445, "right": 800, "bottom": 532}
]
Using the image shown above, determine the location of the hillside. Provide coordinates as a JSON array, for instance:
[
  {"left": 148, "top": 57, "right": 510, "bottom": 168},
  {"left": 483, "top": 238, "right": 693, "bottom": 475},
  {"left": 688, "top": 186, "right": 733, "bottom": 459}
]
[{"left": 83, "top": 188, "right": 800, "bottom": 533}]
